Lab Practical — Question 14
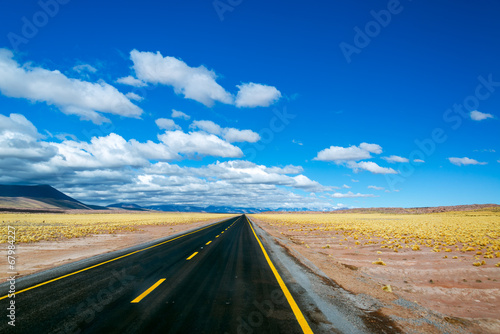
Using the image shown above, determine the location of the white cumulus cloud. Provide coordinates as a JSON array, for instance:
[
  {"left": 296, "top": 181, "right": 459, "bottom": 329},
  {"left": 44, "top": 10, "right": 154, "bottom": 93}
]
[
  {"left": 448, "top": 157, "right": 487, "bottom": 166},
  {"left": 235, "top": 82, "right": 281, "bottom": 108},
  {"left": 314, "top": 143, "right": 382, "bottom": 161},
  {"left": 314, "top": 142, "right": 398, "bottom": 174},
  {"left": 359, "top": 142, "right": 383, "bottom": 154},
  {"left": 158, "top": 130, "right": 243, "bottom": 158},
  {"left": 126, "top": 50, "right": 281, "bottom": 108},
  {"left": 0, "top": 113, "right": 39, "bottom": 138},
  {"left": 0, "top": 114, "right": 345, "bottom": 210},
  {"left": 130, "top": 50, "right": 233, "bottom": 107},
  {"left": 470, "top": 110, "right": 494, "bottom": 121},
  {"left": 223, "top": 128, "right": 260, "bottom": 143},
  {"left": 115, "top": 75, "right": 147, "bottom": 87},
  {"left": 190, "top": 120, "right": 260, "bottom": 143},
  {"left": 330, "top": 191, "right": 375, "bottom": 198},
  {"left": 347, "top": 161, "right": 398, "bottom": 174},
  {"left": 265, "top": 165, "right": 304, "bottom": 174},
  {"left": 195, "top": 160, "right": 327, "bottom": 193},
  {"left": 171, "top": 109, "right": 190, "bottom": 120},
  {"left": 155, "top": 118, "right": 181, "bottom": 131},
  {"left": 190, "top": 120, "right": 222, "bottom": 135},
  {"left": 73, "top": 64, "right": 97, "bottom": 74},
  {"left": 125, "top": 92, "right": 143, "bottom": 101},
  {"left": 0, "top": 113, "right": 57, "bottom": 161},
  {"left": 0, "top": 49, "right": 142, "bottom": 124},
  {"left": 382, "top": 155, "right": 409, "bottom": 163},
  {"left": 368, "top": 185, "right": 385, "bottom": 190}
]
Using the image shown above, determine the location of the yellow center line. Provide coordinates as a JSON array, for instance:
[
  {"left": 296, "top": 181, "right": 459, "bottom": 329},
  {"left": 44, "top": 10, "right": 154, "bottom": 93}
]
[
  {"left": 186, "top": 252, "right": 199, "bottom": 260},
  {"left": 216, "top": 235, "right": 219, "bottom": 238},
  {"left": 0, "top": 216, "right": 237, "bottom": 301},
  {"left": 205, "top": 241, "right": 212, "bottom": 245},
  {"left": 131, "top": 278, "right": 166, "bottom": 303},
  {"left": 246, "top": 216, "right": 313, "bottom": 334}
]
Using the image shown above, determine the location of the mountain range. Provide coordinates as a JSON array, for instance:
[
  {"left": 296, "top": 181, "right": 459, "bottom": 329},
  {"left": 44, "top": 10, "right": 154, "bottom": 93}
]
[
  {"left": 0, "top": 184, "right": 94, "bottom": 211},
  {"left": 0, "top": 185, "right": 272, "bottom": 213}
]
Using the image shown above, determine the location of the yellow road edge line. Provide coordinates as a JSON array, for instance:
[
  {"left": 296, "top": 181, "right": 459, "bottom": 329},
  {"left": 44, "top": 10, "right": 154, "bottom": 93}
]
[
  {"left": 130, "top": 278, "right": 166, "bottom": 303},
  {"left": 0, "top": 217, "right": 237, "bottom": 300},
  {"left": 186, "top": 252, "right": 199, "bottom": 260},
  {"left": 206, "top": 241, "right": 212, "bottom": 245},
  {"left": 246, "top": 217, "right": 313, "bottom": 334}
]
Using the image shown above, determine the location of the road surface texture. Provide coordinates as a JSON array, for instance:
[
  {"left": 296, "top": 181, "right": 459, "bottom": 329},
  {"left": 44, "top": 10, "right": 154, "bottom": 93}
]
[{"left": 1, "top": 215, "right": 399, "bottom": 333}]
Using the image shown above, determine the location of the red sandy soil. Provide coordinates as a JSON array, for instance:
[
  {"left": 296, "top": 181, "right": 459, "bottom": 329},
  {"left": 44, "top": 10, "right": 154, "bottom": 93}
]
[{"left": 252, "top": 217, "right": 500, "bottom": 334}]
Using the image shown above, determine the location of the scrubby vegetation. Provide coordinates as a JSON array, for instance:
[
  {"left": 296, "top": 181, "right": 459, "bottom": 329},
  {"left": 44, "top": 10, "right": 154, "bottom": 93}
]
[
  {"left": 254, "top": 210, "right": 500, "bottom": 267},
  {"left": 1, "top": 212, "right": 232, "bottom": 243}
]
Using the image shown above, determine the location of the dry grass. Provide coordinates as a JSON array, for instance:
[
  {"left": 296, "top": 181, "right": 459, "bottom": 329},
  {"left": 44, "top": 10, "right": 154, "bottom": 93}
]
[
  {"left": 1, "top": 212, "right": 233, "bottom": 243},
  {"left": 253, "top": 210, "right": 500, "bottom": 267}
]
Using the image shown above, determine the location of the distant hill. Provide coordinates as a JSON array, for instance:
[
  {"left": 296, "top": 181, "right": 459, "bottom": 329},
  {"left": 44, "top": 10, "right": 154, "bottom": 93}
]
[
  {"left": 264, "top": 204, "right": 500, "bottom": 214},
  {"left": 142, "top": 205, "right": 319, "bottom": 214},
  {"left": 0, "top": 185, "right": 268, "bottom": 213},
  {"left": 144, "top": 204, "right": 267, "bottom": 214},
  {"left": 333, "top": 204, "right": 500, "bottom": 214},
  {"left": 107, "top": 203, "right": 147, "bottom": 211},
  {"left": 0, "top": 185, "right": 93, "bottom": 211}
]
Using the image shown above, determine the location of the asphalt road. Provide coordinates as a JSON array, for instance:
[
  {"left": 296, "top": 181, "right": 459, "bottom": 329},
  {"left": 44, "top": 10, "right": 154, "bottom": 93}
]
[{"left": 0, "top": 215, "right": 313, "bottom": 333}]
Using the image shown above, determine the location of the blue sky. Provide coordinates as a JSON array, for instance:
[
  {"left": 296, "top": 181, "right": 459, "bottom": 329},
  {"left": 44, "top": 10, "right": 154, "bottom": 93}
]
[{"left": 0, "top": 0, "right": 498, "bottom": 209}]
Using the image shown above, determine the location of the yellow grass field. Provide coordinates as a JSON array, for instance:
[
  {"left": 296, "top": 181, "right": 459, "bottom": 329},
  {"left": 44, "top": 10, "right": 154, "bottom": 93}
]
[
  {"left": 253, "top": 210, "right": 500, "bottom": 267},
  {"left": 0, "top": 212, "right": 233, "bottom": 243}
]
